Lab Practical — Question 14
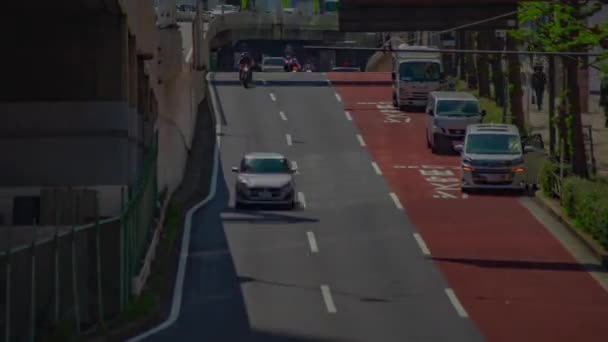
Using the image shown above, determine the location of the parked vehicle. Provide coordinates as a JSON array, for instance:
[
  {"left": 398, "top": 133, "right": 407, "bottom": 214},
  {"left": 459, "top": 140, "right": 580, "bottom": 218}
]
[
  {"left": 425, "top": 91, "right": 485, "bottom": 154},
  {"left": 392, "top": 45, "right": 447, "bottom": 110},
  {"left": 454, "top": 124, "right": 538, "bottom": 193}
]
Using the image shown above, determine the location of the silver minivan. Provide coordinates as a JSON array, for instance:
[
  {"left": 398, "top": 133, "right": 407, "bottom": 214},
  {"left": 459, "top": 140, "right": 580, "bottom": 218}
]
[
  {"left": 426, "top": 91, "right": 486, "bottom": 153},
  {"left": 454, "top": 124, "right": 536, "bottom": 192}
]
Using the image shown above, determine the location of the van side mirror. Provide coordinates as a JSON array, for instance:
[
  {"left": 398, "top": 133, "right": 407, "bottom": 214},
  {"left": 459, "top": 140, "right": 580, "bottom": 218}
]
[
  {"left": 454, "top": 144, "right": 463, "bottom": 152},
  {"left": 523, "top": 145, "right": 536, "bottom": 154},
  {"left": 391, "top": 72, "right": 396, "bottom": 81},
  {"left": 428, "top": 109, "right": 434, "bottom": 116},
  {"left": 481, "top": 109, "right": 487, "bottom": 117}
]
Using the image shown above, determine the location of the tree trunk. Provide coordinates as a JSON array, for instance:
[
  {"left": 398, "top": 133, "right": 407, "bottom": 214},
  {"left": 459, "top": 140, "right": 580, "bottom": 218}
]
[
  {"left": 476, "top": 31, "right": 491, "bottom": 98},
  {"left": 565, "top": 56, "right": 589, "bottom": 177},
  {"left": 464, "top": 31, "right": 477, "bottom": 89},
  {"left": 506, "top": 35, "right": 524, "bottom": 130},
  {"left": 490, "top": 32, "right": 505, "bottom": 106},
  {"left": 558, "top": 59, "right": 571, "bottom": 163},
  {"left": 548, "top": 55, "right": 556, "bottom": 156},
  {"left": 458, "top": 30, "right": 466, "bottom": 81}
]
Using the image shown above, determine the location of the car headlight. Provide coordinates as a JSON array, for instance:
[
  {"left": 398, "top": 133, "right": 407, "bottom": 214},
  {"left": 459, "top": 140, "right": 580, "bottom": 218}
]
[
  {"left": 236, "top": 180, "right": 249, "bottom": 192},
  {"left": 281, "top": 182, "right": 294, "bottom": 192},
  {"left": 433, "top": 124, "right": 444, "bottom": 133},
  {"left": 463, "top": 157, "right": 473, "bottom": 165}
]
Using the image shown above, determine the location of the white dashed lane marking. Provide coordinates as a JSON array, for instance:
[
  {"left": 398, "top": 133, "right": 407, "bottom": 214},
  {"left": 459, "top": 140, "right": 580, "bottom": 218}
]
[
  {"left": 389, "top": 193, "right": 403, "bottom": 210},
  {"left": 356, "top": 134, "right": 366, "bottom": 147},
  {"left": 320, "top": 285, "right": 337, "bottom": 313}
]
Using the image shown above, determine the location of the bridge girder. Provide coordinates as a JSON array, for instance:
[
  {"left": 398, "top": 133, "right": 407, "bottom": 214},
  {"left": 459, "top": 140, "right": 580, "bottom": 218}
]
[{"left": 339, "top": 0, "right": 544, "bottom": 32}]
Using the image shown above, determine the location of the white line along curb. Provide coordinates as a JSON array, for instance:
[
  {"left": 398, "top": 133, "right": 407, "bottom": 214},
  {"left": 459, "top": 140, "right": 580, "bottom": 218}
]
[{"left": 127, "top": 72, "right": 222, "bottom": 341}]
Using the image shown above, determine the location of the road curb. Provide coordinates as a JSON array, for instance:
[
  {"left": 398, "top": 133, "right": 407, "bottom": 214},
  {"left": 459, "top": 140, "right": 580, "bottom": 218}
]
[{"left": 533, "top": 191, "right": 608, "bottom": 269}]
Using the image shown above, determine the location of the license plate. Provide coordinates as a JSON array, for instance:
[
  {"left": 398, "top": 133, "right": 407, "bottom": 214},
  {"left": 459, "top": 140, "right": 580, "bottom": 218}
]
[
  {"left": 259, "top": 191, "right": 272, "bottom": 199},
  {"left": 481, "top": 174, "right": 509, "bottom": 182}
]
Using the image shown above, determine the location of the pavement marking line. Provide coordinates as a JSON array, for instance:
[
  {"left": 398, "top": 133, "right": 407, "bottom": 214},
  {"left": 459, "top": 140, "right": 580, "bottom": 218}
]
[
  {"left": 413, "top": 233, "right": 431, "bottom": 256},
  {"left": 279, "top": 111, "right": 287, "bottom": 121},
  {"left": 286, "top": 134, "right": 293, "bottom": 146},
  {"left": 335, "top": 93, "right": 342, "bottom": 102},
  {"left": 306, "top": 231, "right": 319, "bottom": 253},
  {"left": 185, "top": 47, "right": 193, "bottom": 63},
  {"left": 371, "top": 162, "right": 382, "bottom": 175},
  {"left": 356, "top": 134, "right": 366, "bottom": 147},
  {"left": 445, "top": 288, "right": 469, "bottom": 318},
  {"left": 320, "top": 285, "right": 337, "bottom": 313},
  {"left": 389, "top": 193, "right": 403, "bottom": 210},
  {"left": 270, "top": 93, "right": 277, "bottom": 102},
  {"left": 344, "top": 111, "right": 352, "bottom": 121},
  {"left": 127, "top": 72, "right": 222, "bottom": 341},
  {"left": 298, "top": 192, "right": 307, "bottom": 208}
]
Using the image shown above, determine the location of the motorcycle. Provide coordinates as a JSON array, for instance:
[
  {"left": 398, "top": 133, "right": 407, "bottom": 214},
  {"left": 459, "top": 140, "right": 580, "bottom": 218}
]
[{"left": 239, "top": 65, "right": 252, "bottom": 88}]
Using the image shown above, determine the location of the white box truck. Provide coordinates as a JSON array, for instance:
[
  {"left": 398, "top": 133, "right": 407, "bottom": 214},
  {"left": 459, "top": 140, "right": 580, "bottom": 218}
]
[{"left": 391, "top": 44, "right": 447, "bottom": 110}]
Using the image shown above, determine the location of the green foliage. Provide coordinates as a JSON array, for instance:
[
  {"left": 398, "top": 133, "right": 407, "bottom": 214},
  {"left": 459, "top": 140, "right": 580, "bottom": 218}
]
[
  {"left": 539, "top": 159, "right": 560, "bottom": 197},
  {"left": 510, "top": 1, "right": 608, "bottom": 72},
  {"left": 561, "top": 176, "right": 608, "bottom": 249}
]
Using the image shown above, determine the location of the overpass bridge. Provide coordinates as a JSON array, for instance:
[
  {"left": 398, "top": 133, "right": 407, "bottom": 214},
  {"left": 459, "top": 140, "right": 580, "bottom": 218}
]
[{"left": 193, "top": 10, "right": 377, "bottom": 71}]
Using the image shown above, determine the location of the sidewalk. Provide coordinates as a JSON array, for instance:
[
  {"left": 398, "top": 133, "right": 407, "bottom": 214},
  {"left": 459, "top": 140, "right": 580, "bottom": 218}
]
[{"left": 527, "top": 94, "right": 608, "bottom": 177}]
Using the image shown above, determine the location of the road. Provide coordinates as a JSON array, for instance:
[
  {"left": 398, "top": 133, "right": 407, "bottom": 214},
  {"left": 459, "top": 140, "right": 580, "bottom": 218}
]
[
  {"left": 329, "top": 72, "right": 608, "bottom": 342},
  {"left": 140, "top": 72, "right": 483, "bottom": 341}
]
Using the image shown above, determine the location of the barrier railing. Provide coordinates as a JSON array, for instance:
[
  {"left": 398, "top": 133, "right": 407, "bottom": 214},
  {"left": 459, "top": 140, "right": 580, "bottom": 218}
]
[{"left": 0, "top": 137, "right": 160, "bottom": 341}]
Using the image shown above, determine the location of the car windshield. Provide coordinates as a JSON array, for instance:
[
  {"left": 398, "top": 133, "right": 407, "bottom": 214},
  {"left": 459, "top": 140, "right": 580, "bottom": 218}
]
[
  {"left": 399, "top": 61, "right": 441, "bottom": 82},
  {"left": 264, "top": 58, "right": 283, "bottom": 66},
  {"left": 436, "top": 100, "right": 480, "bottom": 116},
  {"left": 465, "top": 134, "right": 522, "bottom": 155},
  {"left": 241, "top": 158, "right": 290, "bottom": 173}
]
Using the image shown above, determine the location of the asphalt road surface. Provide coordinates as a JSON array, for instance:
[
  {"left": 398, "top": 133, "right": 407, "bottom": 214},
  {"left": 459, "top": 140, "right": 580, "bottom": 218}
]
[{"left": 140, "top": 72, "right": 483, "bottom": 342}]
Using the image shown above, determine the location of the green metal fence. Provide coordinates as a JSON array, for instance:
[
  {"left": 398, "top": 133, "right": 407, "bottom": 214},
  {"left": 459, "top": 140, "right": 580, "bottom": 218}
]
[{"left": 0, "top": 136, "right": 160, "bottom": 341}]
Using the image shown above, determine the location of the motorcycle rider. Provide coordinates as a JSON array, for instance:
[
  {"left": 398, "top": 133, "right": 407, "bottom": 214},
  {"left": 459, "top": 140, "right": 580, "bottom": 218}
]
[
  {"left": 238, "top": 52, "right": 253, "bottom": 80},
  {"left": 303, "top": 59, "right": 314, "bottom": 72},
  {"left": 284, "top": 55, "right": 301, "bottom": 72}
]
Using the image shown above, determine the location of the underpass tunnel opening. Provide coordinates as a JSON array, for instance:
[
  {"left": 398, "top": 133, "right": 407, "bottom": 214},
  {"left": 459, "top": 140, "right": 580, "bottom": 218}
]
[
  {"left": 212, "top": 39, "right": 378, "bottom": 72},
  {"left": 213, "top": 39, "right": 326, "bottom": 71}
]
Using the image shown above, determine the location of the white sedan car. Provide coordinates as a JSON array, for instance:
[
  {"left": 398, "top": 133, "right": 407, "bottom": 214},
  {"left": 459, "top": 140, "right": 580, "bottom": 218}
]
[{"left": 232, "top": 152, "right": 298, "bottom": 210}]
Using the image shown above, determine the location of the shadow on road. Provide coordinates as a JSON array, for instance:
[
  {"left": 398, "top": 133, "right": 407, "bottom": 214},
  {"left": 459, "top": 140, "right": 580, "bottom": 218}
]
[
  {"left": 171, "top": 162, "right": 348, "bottom": 342},
  {"left": 432, "top": 256, "right": 606, "bottom": 273}
]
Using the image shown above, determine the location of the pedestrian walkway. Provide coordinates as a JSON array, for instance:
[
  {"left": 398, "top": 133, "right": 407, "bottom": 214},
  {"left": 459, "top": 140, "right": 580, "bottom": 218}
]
[{"left": 527, "top": 94, "right": 608, "bottom": 177}]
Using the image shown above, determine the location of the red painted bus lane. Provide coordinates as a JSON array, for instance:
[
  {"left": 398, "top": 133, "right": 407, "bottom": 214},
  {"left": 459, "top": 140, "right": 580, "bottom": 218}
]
[{"left": 329, "top": 72, "right": 608, "bottom": 342}]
